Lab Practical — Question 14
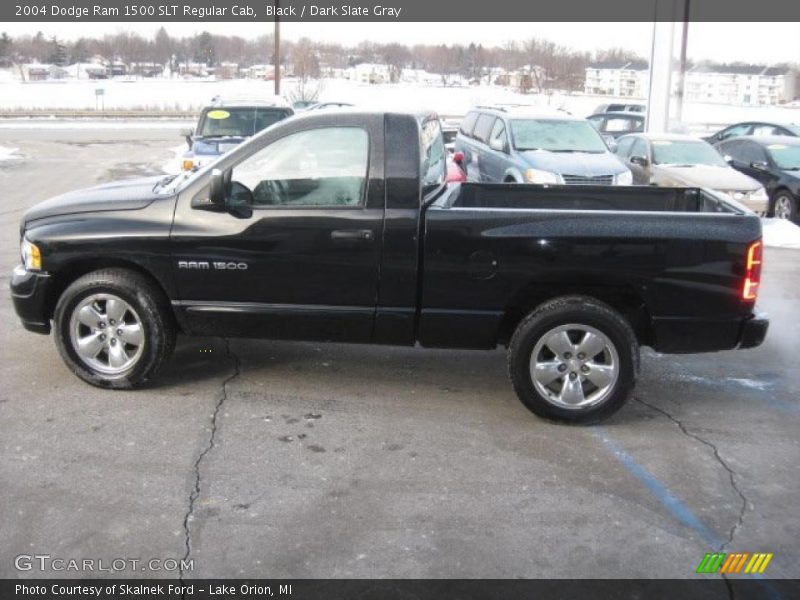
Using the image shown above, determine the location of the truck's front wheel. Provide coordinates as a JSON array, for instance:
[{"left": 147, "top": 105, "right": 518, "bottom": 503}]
[
  {"left": 508, "top": 296, "right": 638, "bottom": 423},
  {"left": 54, "top": 269, "right": 176, "bottom": 389}
]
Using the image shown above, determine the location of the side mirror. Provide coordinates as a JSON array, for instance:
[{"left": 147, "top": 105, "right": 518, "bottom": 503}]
[
  {"left": 453, "top": 151, "right": 465, "bottom": 166},
  {"left": 180, "top": 128, "right": 193, "bottom": 148},
  {"left": 191, "top": 168, "right": 227, "bottom": 211},
  {"left": 723, "top": 155, "right": 734, "bottom": 164},
  {"left": 209, "top": 168, "right": 225, "bottom": 205},
  {"left": 750, "top": 161, "right": 769, "bottom": 171},
  {"left": 489, "top": 137, "right": 506, "bottom": 152},
  {"left": 229, "top": 181, "right": 254, "bottom": 207},
  {"left": 630, "top": 155, "right": 650, "bottom": 167}
]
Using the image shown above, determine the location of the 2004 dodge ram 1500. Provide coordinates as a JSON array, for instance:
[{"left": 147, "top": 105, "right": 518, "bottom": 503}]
[{"left": 11, "top": 110, "right": 769, "bottom": 423}]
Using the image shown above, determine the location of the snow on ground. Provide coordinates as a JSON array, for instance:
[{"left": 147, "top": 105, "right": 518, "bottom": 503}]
[
  {"left": 162, "top": 144, "right": 188, "bottom": 175},
  {"left": 0, "top": 119, "right": 191, "bottom": 130},
  {"left": 0, "top": 145, "right": 21, "bottom": 161},
  {"left": 762, "top": 218, "right": 800, "bottom": 249},
  {"left": 1, "top": 76, "right": 798, "bottom": 131}
]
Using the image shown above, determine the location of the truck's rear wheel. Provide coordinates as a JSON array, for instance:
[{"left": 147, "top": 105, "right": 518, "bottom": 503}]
[
  {"left": 54, "top": 269, "right": 175, "bottom": 389},
  {"left": 508, "top": 296, "right": 638, "bottom": 423}
]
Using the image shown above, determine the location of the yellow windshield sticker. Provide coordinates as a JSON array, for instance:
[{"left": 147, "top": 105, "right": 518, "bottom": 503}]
[
  {"left": 207, "top": 110, "right": 230, "bottom": 120},
  {"left": 767, "top": 144, "right": 787, "bottom": 150}
]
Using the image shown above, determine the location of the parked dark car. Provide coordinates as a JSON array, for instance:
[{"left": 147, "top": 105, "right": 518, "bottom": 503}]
[
  {"left": 12, "top": 110, "right": 767, "bottom": 423},
  {"left": 587, "top": 111, "right": 645, "bottom": 146},
  {"left": 181, "top": 99, "right": 294, "bottom": 171},
  {"left": 593, "top": 102, "right": 645, "bottom": 114},
  {"left": 615, "top": 133, "right": 768, "bottom": 214},
  {"left": 703, "top": 121, "right": 800, "bottom": 145},
  {"left": 455, "top": 106, "right": 631, "bottom": 185},
  {"left": 716, "top": 135, "right": 800, "bottom": 220}
]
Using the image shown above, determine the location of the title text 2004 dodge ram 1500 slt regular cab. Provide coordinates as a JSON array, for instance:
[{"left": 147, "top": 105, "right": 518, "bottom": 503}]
[{"left": 11, "top": 110, "right": 769, "bottom": 423}]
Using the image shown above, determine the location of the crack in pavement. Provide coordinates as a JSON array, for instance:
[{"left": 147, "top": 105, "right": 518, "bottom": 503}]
[
  {"left": 634, "top": 396, "right": 749, "bottom": 553},
  {"left": 179, "top": 338, "right": 241, "bottom": 583}
]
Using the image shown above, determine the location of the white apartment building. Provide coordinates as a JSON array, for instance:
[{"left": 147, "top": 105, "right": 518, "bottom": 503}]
[
  {"left": 347, "top": 63, "right": 391, "bottom": 84},
  {"left": 584, "top": 60, "right": 649, "bottom": 97},
  {"left": 684, "top": 64, "right": 796, "bottom": 106},
  {"left": 585, "top": 61, "right": 796, "bottom": 106}
]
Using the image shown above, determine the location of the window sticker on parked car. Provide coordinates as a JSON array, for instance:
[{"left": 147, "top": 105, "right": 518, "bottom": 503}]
[
  {"left": 207, "top": 110, "right": 231, "bottom": 119},
  {"left": 767, "top": 144, "right": 788, "bottom": 150},
  {"left": 652, "top": 140, "right": 671, "bottom": 145}
]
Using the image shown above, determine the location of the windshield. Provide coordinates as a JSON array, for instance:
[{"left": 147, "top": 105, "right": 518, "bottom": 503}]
[
  {"left": 510, "top": 119, "right": 608, "bottom": 153},
  {"left": 198, "top": 107, "right": 288, "bottom": 138},
  {"left": 652, "top": 140, "right": 727, "bottom": 167},
  {"left": 768, "top": 143, "right": 800, "bottom": 170}
]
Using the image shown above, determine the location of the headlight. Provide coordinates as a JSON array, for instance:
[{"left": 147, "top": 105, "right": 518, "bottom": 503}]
[
  {"left": 525, "top": 168, "right": 561, "bottom": 184},
  {"left": 21, "top": 238, "right": 41, "bottom": 271},
  {"left": 616, "top": 170, "right": 633, "bottom": 185},
  {"left": 749, "top": 187, "right": 768, "bottom": 201}
]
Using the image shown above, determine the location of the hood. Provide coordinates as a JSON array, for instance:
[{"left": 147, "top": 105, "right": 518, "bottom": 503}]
[
  {"left": 192, "top": 136, "right": 247, "bottom": 156},
  {"left": 24, "top": 176, "right": 165, "bottom": 224},
  {"left": 654, "top": 164, "right": 761, "bottom": 192},
  {"left": 518, "top": 150, "right": 627, "bottom": 176}
]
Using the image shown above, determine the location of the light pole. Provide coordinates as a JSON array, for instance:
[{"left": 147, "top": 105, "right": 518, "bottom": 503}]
[{"left": 274, "top": 0, "right": 281, "bottom": 96}]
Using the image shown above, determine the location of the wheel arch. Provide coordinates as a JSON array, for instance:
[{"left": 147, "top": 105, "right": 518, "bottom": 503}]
[
  {"left": 497, "top": 283, "right": 652, "bottom": 348},
  {"left": 46, "top": 259, "right": 179, "bottom": 330}
]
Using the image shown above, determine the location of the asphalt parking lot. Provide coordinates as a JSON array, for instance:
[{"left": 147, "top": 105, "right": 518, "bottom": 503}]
[{"left": 0, "top": 124, "right": 798, "bottom": 585}]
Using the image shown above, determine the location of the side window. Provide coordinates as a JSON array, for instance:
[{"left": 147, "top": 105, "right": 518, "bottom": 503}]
[
  {"left": 420, "top": 119, "right": 446, "bottom": 194},
  {"left": 488, "top": 119, "right": 507, "bottom": 151},
  {"left": 752, "top": 124, "right": 780, "bottom": 136},
  {"left": 630, "top": 138, "right": 648, "bottom": 159},
  {"left": 587, "top": 115, "right": 604, "bottom": 130},
  {"left": 615, "top": 137, "right": 635, "bottom": 157},
  {"left": 472, "top": 114, "right": 496, "bottom": 144},
  {"left": 232, "top": 127, "right": 369, "bottom": 207},
  {"left": 719, "top": 123, "right": 751, "bottom": 141},
  {"left": 605, "top": 118, "right": 633, "bottom": 133},
  {"left": 459, "top": 112, "right": 479, "bottom": 137}
]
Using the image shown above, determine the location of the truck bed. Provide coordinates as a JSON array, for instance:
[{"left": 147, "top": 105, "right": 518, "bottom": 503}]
[
  {"left": 419, "top": 183, "right": 761, "bottom": 352},
  {"left": 437, "top": 183, "right": 741, "bottom": 213}
]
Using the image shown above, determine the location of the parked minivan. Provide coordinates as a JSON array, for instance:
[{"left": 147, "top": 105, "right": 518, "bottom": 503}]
[{"left": 455, "top": 106, "right": 631, "bottom": 185}]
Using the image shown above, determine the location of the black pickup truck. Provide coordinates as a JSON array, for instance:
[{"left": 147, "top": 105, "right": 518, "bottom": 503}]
[{"left": 11, "top": 110, "right": 768, "bottom": 423}]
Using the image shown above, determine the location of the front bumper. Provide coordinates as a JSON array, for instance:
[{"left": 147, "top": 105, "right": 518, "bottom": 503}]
[
  {"left": 10, "top": 265, "right": 51, "bottom": 334},
  {"left": 738, "top": 311, "right": 769, "bottom": 349}
]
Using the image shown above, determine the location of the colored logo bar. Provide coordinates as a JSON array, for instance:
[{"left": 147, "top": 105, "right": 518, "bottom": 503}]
[{"left": 697, "top": 552, "right": 773, "bottom": 574}]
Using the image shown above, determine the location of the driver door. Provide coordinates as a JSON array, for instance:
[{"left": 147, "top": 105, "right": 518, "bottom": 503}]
[{"left": 170, "top": 120, "right": 384, "bottom": 343}]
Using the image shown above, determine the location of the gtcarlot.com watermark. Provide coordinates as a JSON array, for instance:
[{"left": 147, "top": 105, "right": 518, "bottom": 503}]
[{"left": 14, "top": 553, "right": 194, "bottom": 573}]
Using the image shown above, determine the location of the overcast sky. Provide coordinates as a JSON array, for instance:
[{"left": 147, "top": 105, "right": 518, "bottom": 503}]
[{"left": 4, "top": 22, "right": 799, "bottom": 64}]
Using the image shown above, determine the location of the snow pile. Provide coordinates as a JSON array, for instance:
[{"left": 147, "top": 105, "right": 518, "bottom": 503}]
[
  {"left": 762, "top": 218, "right": 800, "bottom": 250},
  {"left": 0, "top": 145, "right": 21, "bottom": 161}
]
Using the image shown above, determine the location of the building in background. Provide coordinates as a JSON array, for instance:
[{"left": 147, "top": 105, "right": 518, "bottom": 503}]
[
  {"left": 584, "top": 60, "right": 649, "bottom": 97},
  {"left": 585, "top": 60, "right": 797, "bottom": 106},
  {"left": 684, "top": 64, "right": 796, "bottom": 106}
]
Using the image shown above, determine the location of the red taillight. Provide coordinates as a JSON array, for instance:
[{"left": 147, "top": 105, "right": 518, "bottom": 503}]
[{"left": 742, "top": 240, "right": 762, "bottom": 301}]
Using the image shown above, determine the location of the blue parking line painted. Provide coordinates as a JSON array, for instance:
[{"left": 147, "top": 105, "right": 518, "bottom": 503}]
[
  {"left": 593, "top": 429, "right": 724, "bottom": 548},
  {"left": 594, "top": 429, "right": 784, "bottom": 599}
]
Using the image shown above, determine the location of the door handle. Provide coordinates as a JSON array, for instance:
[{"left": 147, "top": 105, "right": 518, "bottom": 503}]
[{"left": 331, "top": 229, "right": 374, "bottom": 243}]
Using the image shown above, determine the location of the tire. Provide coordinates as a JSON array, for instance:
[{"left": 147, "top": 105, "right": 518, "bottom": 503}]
[
  {"left": 507, "top": 295, "right": 639, "bottom": 424},
  {"left": 53, "top": 268, "right": 176, "bottom": 389},
  {"left": 772, "top": 191, "right": 797, "bottom": 221}
]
